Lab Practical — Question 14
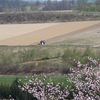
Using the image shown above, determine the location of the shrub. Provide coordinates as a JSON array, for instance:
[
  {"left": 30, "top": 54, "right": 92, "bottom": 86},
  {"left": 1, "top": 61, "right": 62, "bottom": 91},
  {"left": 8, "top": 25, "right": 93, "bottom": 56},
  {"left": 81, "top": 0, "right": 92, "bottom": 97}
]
[
  {"left": 1, "top": 54, "right": 13, "bottom": 66},
  {"left": 18, "top": 65, "right": 23, "bottom": 71},
  {"left": 63, "top": 49, "right": 73, "bottom": 60},
  {"left": 57, "top": 51, "right": 61, "bottom": 58},
  {"left": 0, "top": 84, "right": 11, "bottom": 99},
  {"left": 41, "top": 50, "right": 51, "bottom": 58},
  {"left": 38, "top": 61, "right": 42, "bottom": 67}
]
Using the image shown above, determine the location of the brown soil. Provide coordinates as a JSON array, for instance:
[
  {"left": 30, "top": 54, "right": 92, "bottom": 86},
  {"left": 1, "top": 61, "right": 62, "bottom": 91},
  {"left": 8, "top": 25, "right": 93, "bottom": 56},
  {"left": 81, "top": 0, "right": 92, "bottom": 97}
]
[
  {"left": 0, "top": 21, "right": 100, "bottom": 46},
  {"left": 0, "top": 23, "right": 60, "bottom": 40}
]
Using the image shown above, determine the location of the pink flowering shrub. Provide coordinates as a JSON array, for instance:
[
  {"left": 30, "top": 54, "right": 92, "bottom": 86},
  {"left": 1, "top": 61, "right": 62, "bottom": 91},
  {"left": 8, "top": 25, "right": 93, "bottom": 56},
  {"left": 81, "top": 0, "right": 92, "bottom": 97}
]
[
  {"left": 18, "top": 56, "right": 100, "bottom": 100},
  {"left": 18, "top": 73, "right": 70, "bottom": 100}
]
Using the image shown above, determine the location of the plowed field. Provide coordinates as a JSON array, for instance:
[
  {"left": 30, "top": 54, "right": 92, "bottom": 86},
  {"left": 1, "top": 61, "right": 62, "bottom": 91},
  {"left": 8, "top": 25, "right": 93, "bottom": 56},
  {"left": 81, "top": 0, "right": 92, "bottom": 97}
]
[{"left": 0, "top": 21, "right": 100, "bottom": 46}]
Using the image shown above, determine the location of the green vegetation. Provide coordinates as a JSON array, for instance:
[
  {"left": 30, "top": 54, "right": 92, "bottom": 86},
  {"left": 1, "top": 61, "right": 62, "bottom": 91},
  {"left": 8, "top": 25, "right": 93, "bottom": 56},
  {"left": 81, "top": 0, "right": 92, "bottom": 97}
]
[
  {"left": 0, "top": 45, "right": 99, "bottom": 75},
  {"left": 0, "top": 78, "right": 37, "bottom": 100},
  {"left": 0, "top": 45, "right": 100, "bottom": 99},
  {"left": 0, "top": 75, "right": 70, "bottom": 86},
  {"left": 74, "top": 2, "right": 100, "bottom": 12},
  {"left": 63, "top": 47, "right": 100, "bottom": 64},
  {"left": 0, "top": 75, "right": 75, "bottom": 99},
  {"left": 0, "top": 75, "right": 71, "bottom": 99}
]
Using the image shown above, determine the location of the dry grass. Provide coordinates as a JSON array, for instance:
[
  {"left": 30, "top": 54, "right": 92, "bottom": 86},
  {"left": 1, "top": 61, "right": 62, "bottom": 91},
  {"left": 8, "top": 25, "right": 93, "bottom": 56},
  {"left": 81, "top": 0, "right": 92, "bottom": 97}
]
[{"left": 42, "top": 10, "right": 73, "bottom": 13}]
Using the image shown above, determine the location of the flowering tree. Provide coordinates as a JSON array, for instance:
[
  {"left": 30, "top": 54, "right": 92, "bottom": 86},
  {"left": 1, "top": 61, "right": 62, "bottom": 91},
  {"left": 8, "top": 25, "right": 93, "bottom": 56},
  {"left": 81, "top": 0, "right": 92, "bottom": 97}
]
[
  {"left": 18, "top": 56, "right": 100, "bottom": 100},
  {"left": 18, "top": 73, "right": 70, "bottom": 100}
]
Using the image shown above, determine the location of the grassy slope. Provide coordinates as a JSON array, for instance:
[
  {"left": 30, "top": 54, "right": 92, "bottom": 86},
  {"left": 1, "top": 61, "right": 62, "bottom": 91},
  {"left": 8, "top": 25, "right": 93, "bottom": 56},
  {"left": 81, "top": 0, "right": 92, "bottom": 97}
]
[{"left": 0, "top": 45, "right": 100, "bottom": 85}]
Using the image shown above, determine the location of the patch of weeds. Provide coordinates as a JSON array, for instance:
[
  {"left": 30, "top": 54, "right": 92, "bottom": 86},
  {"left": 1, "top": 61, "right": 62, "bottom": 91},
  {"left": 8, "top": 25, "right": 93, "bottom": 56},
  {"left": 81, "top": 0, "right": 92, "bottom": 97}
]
[
  {"left": 38, "top": 62, "right": 43, "bottom": 67},
  {"left": 18, "top": 65, "right": 23, "bottom": 71},
  {"left": 56, "top": 51, "right": 61, "bottom": 58}
]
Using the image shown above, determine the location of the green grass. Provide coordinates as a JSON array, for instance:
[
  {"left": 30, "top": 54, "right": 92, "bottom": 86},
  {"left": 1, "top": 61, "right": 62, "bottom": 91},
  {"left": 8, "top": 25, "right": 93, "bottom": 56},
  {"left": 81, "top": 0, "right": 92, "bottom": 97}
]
[
  {"left": 0, "top": 75, "right": 26, "bottom": 85},
  {"left": 0, "top": 75, "right": 71, "bottom": 87}
]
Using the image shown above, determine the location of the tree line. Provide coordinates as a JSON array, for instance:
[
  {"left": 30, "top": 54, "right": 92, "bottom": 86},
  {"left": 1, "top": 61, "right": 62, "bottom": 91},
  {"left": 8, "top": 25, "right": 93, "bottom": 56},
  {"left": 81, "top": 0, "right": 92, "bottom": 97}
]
[
  {"left": 0, "top": 0, "right": 24, "bottom": 12},
  {"left": 0, "top": 0, "right": 100, "bottom": 12},
  {"left": 74, "top": 0, "right": 100, "bottom": 12}
]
